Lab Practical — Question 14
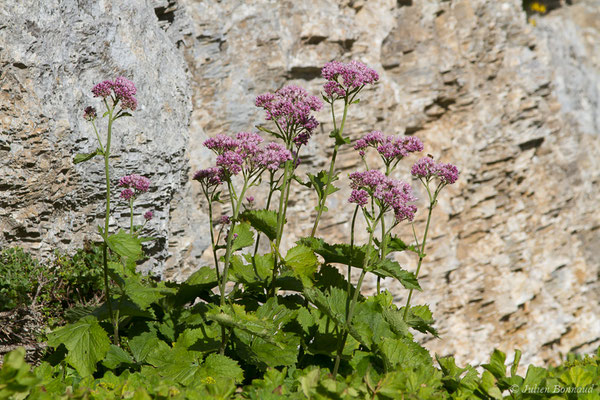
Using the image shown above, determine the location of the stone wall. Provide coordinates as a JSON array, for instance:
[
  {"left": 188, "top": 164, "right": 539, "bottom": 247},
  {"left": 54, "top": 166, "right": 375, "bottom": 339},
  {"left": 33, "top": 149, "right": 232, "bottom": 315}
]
[{"left": 2, "top": 0, "right": 599, "bottom": 369}]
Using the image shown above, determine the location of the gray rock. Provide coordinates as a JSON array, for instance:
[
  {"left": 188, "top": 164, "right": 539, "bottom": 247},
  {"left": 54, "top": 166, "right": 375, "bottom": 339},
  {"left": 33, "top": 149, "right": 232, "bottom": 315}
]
[{"left": 0, "top": 0, "right": 192, "bottom": 275}]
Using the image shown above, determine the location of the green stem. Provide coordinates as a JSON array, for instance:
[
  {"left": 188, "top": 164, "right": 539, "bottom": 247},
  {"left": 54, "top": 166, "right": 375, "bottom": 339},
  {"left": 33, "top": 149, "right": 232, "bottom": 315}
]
[
  {"left": 310, "top": 100, "right": 349, "bottom": 237},
  {"left": 129, "top": 199, "right": 134, "bottom": 234},
  {"left": 253, "top": 173, "right": 276, "bottom": 257},
  {"left": 269, "top": 158, "right": 293, "bottom": 297},
  {"left": 207, "top": 199, "right": 221, "bottom": 283},
  {"left": 403, "top": 187, "right": 436, "bottom": 320},
  {"left": 220, "top": 178, "right": 249, "bottom": 307},
  {"left": 333, "top": 216, "right": 376, "bottom": 376},
  {"left": 102, "top": 103, "right": 118, "bottom": 345}
]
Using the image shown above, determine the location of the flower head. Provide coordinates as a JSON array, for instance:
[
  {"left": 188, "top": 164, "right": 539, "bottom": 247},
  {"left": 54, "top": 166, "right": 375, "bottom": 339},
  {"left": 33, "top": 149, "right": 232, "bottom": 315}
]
[
  {"left": 255, "top": 85, "right": 322, "bottom": 144},
  {"left": 220, "top": 215, "right": 231, "bottom": 225},
  {"left": 91, "top": 77, "right": 137, "bottom": 111},
  {"left": 348, "top": 170, "right": 417, "bottom": 222},
  {"left": 355, "top": 131, "right": 423, "bottom": 164},
  {"left": 203, "top": 133, "right": 291, "bottom": 177},
  {"left": 322, "top": 60, "right": 379, "bottom": 98},
  {"left": 92, "top": 80, "right": 113, "bottom": 98},
  {"left": 83, "top": 106, "right": 97, "bottom": 121},
  {"left": 257, "top": 142, "right": 292, "bottom": 171},
  {"left": 118, "top": 174, "right": 150, "bottom": 201},
  {"left": 112, "top": 76, "right": 137, "bottom": 111},
  {"left": 143, "top": 210, "right": 154, "bottom": 221},
  {"left": 411, "top": 157, "right": 459, "bottom": 185},
  {"left": 193, "top": 167, "right": 223, "bottom": 187}
]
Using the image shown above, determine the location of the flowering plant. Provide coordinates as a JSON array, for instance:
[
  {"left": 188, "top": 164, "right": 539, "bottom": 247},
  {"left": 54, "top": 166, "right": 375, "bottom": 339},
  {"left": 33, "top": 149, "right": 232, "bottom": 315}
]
[{"left": 48, "top": 63, "right": 461, "bottom": 392}]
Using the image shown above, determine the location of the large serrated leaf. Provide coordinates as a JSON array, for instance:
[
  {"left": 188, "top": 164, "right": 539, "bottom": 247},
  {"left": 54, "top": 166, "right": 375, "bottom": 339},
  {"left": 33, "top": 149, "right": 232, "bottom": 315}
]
[
  {"left": 482, "top": 349, "right": 507, "bottom": 379},
  {"left": 47, "top": 316, "right": 110, "bottom": 376},
  {"left": 403, "top": 305, "right": 439, "bottom": 337},
  {"left": 372, "top": 259, "right": 421, "bottom": 290},
  {"left": 102, "top": 344, "right": 134, "bottom": 369},
  {"left": 232, "top": 222, "right": 254, "bottom": 252},
  {"left": 298, "top": 237, "right": 376, "bottom": 268},
  {"left": 123, "top": 277, "right": 176, "bottom": 310},
  {"left": 129, "top": 331, "right": 164, "bottom": 363},
  {"left": 202, "top": 353, "right": 244, "bottom": 383},
  {"left": 106, "top": 230, "right": 142, "bottom": 260},
  {"left": 284, "top": 244, "right": 318, "bottom": 283},
  {"left": 240, "top": 209, "right": 278, "bottom": 241},
  {"left": 380, "top": 337, "right": 432, "bottom": 371}
]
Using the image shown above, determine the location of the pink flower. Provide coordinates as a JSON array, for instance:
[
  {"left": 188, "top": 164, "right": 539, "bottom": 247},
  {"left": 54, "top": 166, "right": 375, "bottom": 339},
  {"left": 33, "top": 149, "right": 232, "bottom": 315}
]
[
  {"left": 83, "top": 106, "right": 97, "bottom": 121},
  {"left": 193, "top": 167, "right": 223, "bottom": 187},
  {"left": 92, "top": 80, "right": 112, "bottom": 98},
  {"left": 118, "top": 174, "right": 150, "bottom": 193},
  {"left": 91, "top": 77, "right": 138, "bottom": 111},
  {"left": 120, "top": 188, "right": 134, "bottom": 200},
  {"left": 348, "top": 170, "right": 417, "bottom": 222},
  {"left": 322, "top": 60, "right": 379, "bottom": 98},
  {"left": 255, "top": 85, "right": 322, "bottom": 143},
  {"left": 256, "top": 142, "right": 292, "bottom": 171},
  {"left": 143, "top": 210, "right": 154, "bottom": 221},
  {"left": 220, "top": 215, "right": 231, "bottom": 225},
  {"left": 355, "top": 131, "right": 423, "bottom": 163},
  {"left": 118, "top": 174, "right": 150, "bottom": 202},
  {"left": 411, "top": 157, "right": 459, "bottom": 185}
]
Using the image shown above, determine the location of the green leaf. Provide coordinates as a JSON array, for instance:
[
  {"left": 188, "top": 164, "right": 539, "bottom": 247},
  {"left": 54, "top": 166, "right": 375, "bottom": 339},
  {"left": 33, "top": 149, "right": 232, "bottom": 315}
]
[
  {"left": 123, "top": 277, "right": 176, "bottom": 310},
  {"left": 403, "top": 305, "right": 439, "bottom": 337},
  {"left": 478, "top": 370, "right": 503, "bottom": 399},
  {"left": 106, "top": 230, "right": 142, "bottom": 260},
  {"left": 523, "top": 365, "right": 548, "bottom": 390},
  {"left": 380, "top": 337, "right": 433, "bottom": 371},
  {"left": 202, "top": 353, "right": 244, "bottom": 383},
  {"left": 483, "top": 349, "right": 507, "bottom": 379},
  {"left": 231, "top": 222, "right": 254, "bottom": 252},
  {"left": 375, "top": 234, "right": 420, "bottom": 256},
  {"left": 372, "top": 258, "right": 421, "bottom": 290},
  {"left": 0, "top": 348, "right": 40, "bottom": 398},
  {"left": 129, "top": 331, "right": 164, "bottom": 363},
  {"left": 102, "top": 344, "right": 134, "bottom": 369},
  {"left": 256, "top": 125, "right": 284, "bottom": 140},
  {"left": 560, "top": 365, "right": 594, "bottom": 387},
  {"left": 284, "top": 245, "right": 318, "bottom": 284},
  {"left": 240, "top": 209, "right": 278, "bottom": 241},
  {"left": 73, "top": 149, "right": 102, "bottom": 164},
  {"left": 47, "top": 315, "right": 110, "bottom": 376},
  {"left": 511, "top": 349, "right": 522, "bottom": 377},
  {"left": 298, "top": 237, "right": 376, "bottom": 268},
  {"left": 329, "top": 128, "right": 351, "bottom": 146},
  {"left": 230, "top": 253, "right": 272, "bottom": 285},
  {"left": 306, "top": 170, "right": 339, "bottom": 200}
]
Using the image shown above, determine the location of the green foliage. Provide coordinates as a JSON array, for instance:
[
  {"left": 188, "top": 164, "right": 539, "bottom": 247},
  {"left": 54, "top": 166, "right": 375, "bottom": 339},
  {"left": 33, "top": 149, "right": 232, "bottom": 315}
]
[{"left": 0, "top": 246, "right": 104, "bottom": 317}]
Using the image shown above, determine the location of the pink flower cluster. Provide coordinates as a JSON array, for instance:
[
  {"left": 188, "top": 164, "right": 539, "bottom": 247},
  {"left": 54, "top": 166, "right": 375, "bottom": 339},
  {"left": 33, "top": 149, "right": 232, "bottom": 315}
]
[
  {"left": 203, "top": 132, "right": 292, "bottom": 176},
  {"left": 255, "top": 85, "right": 322, "bottom": 143},
  {"left": 91, "top": 76, "right": 138, "bottom": 111},
  {"left": 193, "top": 167, "right": 224, "bottom": 187},
  {"left": 143, "top": 211, "right": 154, "bottom": 221},
  {"left": 411, "top": 157, "right": 459, "bottom": 185},
  {"left": 349, "top": 170, "right": 417, "bottom": 222},
  {"left": 354, "top": 131, "right": 424, "bottom": 161},
  {"left": 321, "top": 60, "right": 379, "bottom": 98},
  {"left": 118, "top": 174, "right": 150, "bottom": 200}
]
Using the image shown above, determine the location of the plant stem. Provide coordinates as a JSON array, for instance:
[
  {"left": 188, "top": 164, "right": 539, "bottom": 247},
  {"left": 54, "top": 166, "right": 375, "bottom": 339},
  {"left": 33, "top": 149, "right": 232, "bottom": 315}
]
[
  {"left": 102, "top": 103, "right": 118, "bottom": 345},
  {"left": 129, "top": 199, "right": 134, "bottom": 234},
  {"left": 207, "top": 199, "right": 221, "bottom": 283},
  {"left": 333, "top": 218, "right": 375, "bottom": 376},
  {"left": 220, "top": 178, "right": 249, "bottom": 307},
  {"left": 403, "top": 187, "right": 436, "bottom": 320},
  {"left": 310, "top": 100, "right": 349, "bottom": 237},
  {"left": 269, "top": 158, "right": 293, "bottom": 297}
]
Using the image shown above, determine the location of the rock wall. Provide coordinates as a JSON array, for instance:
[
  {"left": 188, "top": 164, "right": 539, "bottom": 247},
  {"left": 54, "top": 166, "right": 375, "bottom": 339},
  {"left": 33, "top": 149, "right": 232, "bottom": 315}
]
[
  {"left": 2, "top": 0, "right": 599, "bottom": 369},
  {"left": 0, "top": 0, "right": 191, "bottom": 275}
]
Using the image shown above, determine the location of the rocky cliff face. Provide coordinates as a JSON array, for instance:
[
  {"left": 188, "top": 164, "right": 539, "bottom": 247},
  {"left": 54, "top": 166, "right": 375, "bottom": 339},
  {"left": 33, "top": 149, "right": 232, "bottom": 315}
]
[
  {"left": 1, "top": 0, "right": 599, "bottom": 369},
  {"left": 0, "top": 0, "right": 191, "bottom": 275}
]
